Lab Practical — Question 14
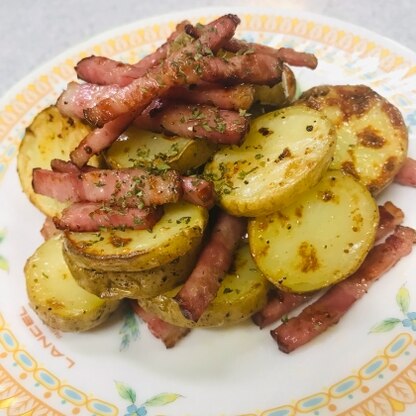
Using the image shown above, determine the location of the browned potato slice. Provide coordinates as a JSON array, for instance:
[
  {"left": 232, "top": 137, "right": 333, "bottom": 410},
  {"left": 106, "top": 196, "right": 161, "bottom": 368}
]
[
  {"left": 63, "top": 202, "right": 208, "bottom": 272},
  {"left": 17, "top": 106, "right": 102, "bottom": 217},
  {"left": 248, "top": 170, "right": 379, "bottom": 293},
  {"left": 25, "top": 235, "right": 119, "bottom": 332},
  {"left": 105, "top": 126, "right": 216, "bottom": 173},
  {"left": 297, "top": 85, "right": 408, "bottom": 194}
]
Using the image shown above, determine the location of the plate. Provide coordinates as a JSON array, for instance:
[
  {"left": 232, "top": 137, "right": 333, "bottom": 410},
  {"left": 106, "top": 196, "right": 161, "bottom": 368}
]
[{"left": 1, "top": 6, "right": 416, "bottom": 416}]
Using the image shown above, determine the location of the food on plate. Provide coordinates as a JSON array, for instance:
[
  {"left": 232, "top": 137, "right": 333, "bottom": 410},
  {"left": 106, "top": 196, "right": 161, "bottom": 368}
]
[
  {"left": 62, "top": 201, "right": 207, "bottom": 271},
  {"left": 17, "top": 106, "right": 102, "bottom": 217},
  {"left": 25, "top": 234, "right": 119, "bottom": 331},
  {"left": 272, "top": 226, "right": 416, "bottom": 353},
  {"left": 132, "top": 303, "right": 190, "bottom": 348},
  {"left": 204, "top": 105, "right": 336, "bottom": 217},
  {"left": 252, "top": 200, "right": 405, "bottom": 329},
  {"left": 17, "top": 12, "right": 416, "bottom": 350},
  {"left": 248, "top": 171, "right": 379, "bottom": 293},
  {"left": 174, "top": 211, "right": 247, "bottom": 321},
  {"left": 297, "top": 85, "right": 408, "bottom": 194},
  {"left": 138, "top": 244, "right": 270, "bottom": 328},
  {"left": 394, "top": 157, "right": 416, "bottom": 187},
  {"left": 63, "top": 242, "right": 200, "bottom": 299}
]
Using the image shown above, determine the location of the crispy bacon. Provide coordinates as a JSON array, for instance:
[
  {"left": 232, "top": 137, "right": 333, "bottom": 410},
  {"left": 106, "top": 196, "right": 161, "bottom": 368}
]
[
  {"left": 181, "top": 176, "right": 215, "bottom": 209},
  {"left": 76, "top": 56, "right": 145, "bottom": 87},
  {"left": 254, "top": 202, "right": 405, "bottom": 329},
  {"left": 272, "top": 226, "right": 416, "bottom": 353},
  {"left": 54, "top": 203, "right": 163, "bottom": 232},
  {"left": 377, "top": 201, "right": 405, "bottom": 241},
  {"left": 33, "top": 168, "right": 182, "bottom": 207},
  {"left": 70, "top": 113, "right": 136, "bottom": 168},
  {"left": 165, "top": 84, "right": 255, "bottom": 111},
  {"left": 57, "top": 81, "right": 120, "bottom": 119},
  {"left": 132, "top": 302, "right": 190, "bottom": 348},
  {"left": 83, "top": 15, "right": 240, "bottom": 127},
  {"left": 252, "top": 290, "right": 311, "bottom": 329},
  {"left": 75, "top": 21, "right": 191, "bottom": 86},
  {"left": 174, "top": 211, "right": 246, "bottom": 322},
  {"left": 394, "top": 157, "right": 416, "bottom": 187},
  {"left": 134, "top": 103, "right": 249, "bottom": 144}
]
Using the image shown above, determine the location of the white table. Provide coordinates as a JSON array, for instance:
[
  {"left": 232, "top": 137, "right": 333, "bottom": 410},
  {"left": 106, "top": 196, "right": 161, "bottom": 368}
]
[{"left": 0, "top": 0, "right": 415, "bottom": 96}]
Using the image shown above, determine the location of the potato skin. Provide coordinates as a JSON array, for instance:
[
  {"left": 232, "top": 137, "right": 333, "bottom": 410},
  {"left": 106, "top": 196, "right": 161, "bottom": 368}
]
[
  {"left": 17, "top": 106, "right": 102, "bottom": 217},
  {"left": 297, "top": 85, "right": 408, "bottom": 194},
  {"left": 25, "top": 235, "right": 119, "bottom": 332},
  {"left": 63, "top": 202, "right": 208, "bottom": 272},
  {"left": 63, "top": 243, "right": 200, "bottom": 299},
  {"left": 138, "top": 244, "right": 271, "bottom": 328},
  {"left": 204, "top": 105, "right": 336, "bottom": 217},
  {"left": 248, "top": 170, "right": 379, "bottom": 293}
]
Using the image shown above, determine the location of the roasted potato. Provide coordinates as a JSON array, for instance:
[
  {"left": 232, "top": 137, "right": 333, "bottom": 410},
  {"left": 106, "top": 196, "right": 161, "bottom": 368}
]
[
  {"left": 17, "top": 106, "right": 102, "bottom": 217},
  {"left": 63, "top": 202, "right": 208, "bottom": 272},
  {"left": 297, "top": 85, "right": 408, "bottom": 194},
  {"left": 254, "top": 64, "right": 297, "bottom": 107},
  {"left": 63, "top": 243, "right": 200, "bottom": 299},
  {"left": 25, "top": 235, "right": 119, "bottom": 332},
  {"left": 248, "top": 170, "right": 379, "bottom": 293},
  {"left": 105, "top": 126, "right": 216, "bottom": 173},
  {"left": 204, "top": 105, "right": 336, "bottom": 217},
  {"left": 138, "top": 244, "right": 270, "bottom": 328}
]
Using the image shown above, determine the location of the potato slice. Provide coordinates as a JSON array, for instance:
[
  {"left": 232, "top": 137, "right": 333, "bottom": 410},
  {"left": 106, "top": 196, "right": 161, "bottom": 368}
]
[
  {"left": 17, "top": 106, "right": 102, "bottom": 217},
  {"left": 63, "top": 202, "right": 208, "bottom": 272},
  {"left": 63, "top": 243, "right": 200, "bottom": 299},
  {"left": 248, "top": 170, "right": 379, "bottom": 293},
  {"left": 138, "top": 244, "right": 270, "bottom": 328},
  {"left": 25, "top": 235, "right": 119, "bottom": 332},
  {"left": 204, "top": 105, "right": 336, "bottom": 216},
  {"left": 297, "top": 85, "right": 408, "bottom": 194},
  {"left": 105, "top": 126, "right": 216, "bottom": 173}
]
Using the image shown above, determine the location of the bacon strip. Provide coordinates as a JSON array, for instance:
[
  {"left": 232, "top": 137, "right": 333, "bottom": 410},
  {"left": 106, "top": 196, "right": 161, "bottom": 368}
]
[
  {"left": 57, "top": 81, "right": 120, "bottom": 119},
  {"left": 166, "top": 84, "right": 255, "bottom": 111},
  {"left": 40, "top": 217, "right": 61, "bottom": 240},
  {"left": 75, "top": 21, "right": 191, "bottom": 86},
  {"left": 174, "top": 211, "right": 246, "bottom": 322},
  {"left": 252, "top": 290, "right": 311, "bottom": 329},
  {"left": 83, "top": 15, "right": 240, "bottom": 127},
  {"left": 134, "top": 103, "right": 249, "bottom": 144},
  {"left": 394, "top": 157, "right": 416, "bottom": 187},
  {"left": 181, "top": 176, "right": 216, "bottom": 209},
  {"left": 377, "top": 201, "right": 405, "bottom": 241},
  {"left": 254, "top": 201, "right": 405, "bottom": 329},
  {"left": 70, "top": 112, "right": 135, "bottom": 168},
  {"left": 132, "top": 302, "right": 190, "bottom": 348},
  {"left": 54, "top": 203, "right": 163, "bottom": 232},
  {"left": 33, "top": 168, "right": 183, "bottom": 207},
  {"left": 272, "top": 226, "right": 416, "bottom": 353}
]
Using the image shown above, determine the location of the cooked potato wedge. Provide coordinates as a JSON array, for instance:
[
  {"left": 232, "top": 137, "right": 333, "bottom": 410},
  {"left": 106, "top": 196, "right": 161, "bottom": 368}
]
[
  {"left": 25, "top": 235, "right": 119, "bottom": 332},
  {"left": 248, "top": 170, "right": 379, "bottom": 293},
  {"left": 105, "top": 126, "right": 216, "bottom": 173},
  {"left": 17, "top": 106, "right": 102, "bottom": 217},
  {"left": 63, "top": 243, "right": 200, "bottom": 299},
  {"left": 138, "top": 244, "right": 270, "bottom": 328},
  {"left": 204, "top": 105, "right": 336, "bottom": 216},
  {"left": 297, "top": 85, "right": 408, "bottom": 194},
  {"left": 63, "top": 202, "right": 208, "bottom": 272},
  {"left": 254, "top": 64, "right": 297, "bottom": 107}
]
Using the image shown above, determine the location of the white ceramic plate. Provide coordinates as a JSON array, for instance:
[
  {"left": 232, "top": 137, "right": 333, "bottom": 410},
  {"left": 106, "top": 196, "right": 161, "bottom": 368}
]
[{"left": 0, "top": 6, "right": 415, "bottom": 416}]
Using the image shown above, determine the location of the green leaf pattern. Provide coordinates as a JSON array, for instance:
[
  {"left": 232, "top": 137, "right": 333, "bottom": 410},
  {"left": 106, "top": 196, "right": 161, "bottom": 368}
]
[
  {"left": 371, "top": 285, "right": 416, "bottom": 334},
  {"left": 119, "top": 308, "right": 140, "bottom": 351},
  {"left": 115, "top": 381, "right": 137, "bottom": 403},
  {"left": 143, "top": 393, "right": 183, "bottom": 407}
]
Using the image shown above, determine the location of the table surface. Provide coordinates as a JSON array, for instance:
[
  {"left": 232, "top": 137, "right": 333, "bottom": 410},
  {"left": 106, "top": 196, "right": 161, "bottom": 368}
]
[{"left": 1, "top": 0, "right": 415, "bottom": 97}]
